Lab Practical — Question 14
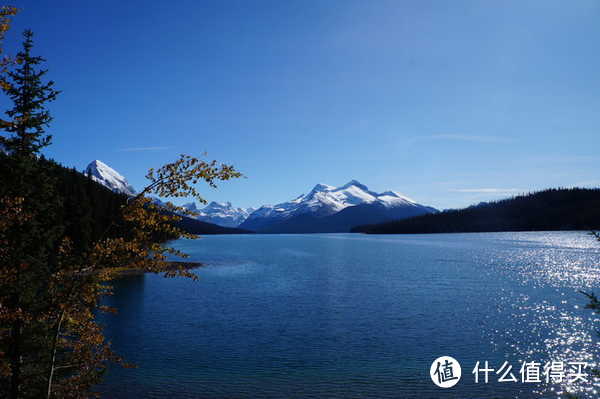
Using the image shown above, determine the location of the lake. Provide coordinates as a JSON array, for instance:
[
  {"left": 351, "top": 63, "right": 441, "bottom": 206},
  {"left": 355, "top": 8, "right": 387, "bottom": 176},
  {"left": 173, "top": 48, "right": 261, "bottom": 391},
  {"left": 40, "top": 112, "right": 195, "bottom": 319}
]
[{"left": 98, "top": 232, "right": 600, "bottom": 398}]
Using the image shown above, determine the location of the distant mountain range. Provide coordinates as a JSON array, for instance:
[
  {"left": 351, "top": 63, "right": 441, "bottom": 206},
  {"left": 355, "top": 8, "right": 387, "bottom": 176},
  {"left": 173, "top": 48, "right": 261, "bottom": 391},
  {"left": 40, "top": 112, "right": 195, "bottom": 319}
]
[
  {"left": 84, "top": 160, "right": 250, "bottom": 234},
  {"left": 182, "top": 201, "right": 255, "bottom": 228},
  {"left": 352, "top": 188, "right": 600, "bottom": 234},
  {"left": 86, "top": 160, "right": 437, "bottom": 233},
  {"left": 83, "top": 161, "right": 600, "bottom": 235},
  {"left": 239, "top": 180, "right": 437, "bottom": 233}
]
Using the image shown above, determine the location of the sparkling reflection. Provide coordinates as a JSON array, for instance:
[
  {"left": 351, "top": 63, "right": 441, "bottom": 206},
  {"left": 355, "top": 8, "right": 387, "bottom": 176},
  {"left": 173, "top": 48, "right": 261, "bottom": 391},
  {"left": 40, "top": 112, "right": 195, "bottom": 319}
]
[{"left": 488, "top": 232, "right": 600, "bottom": 398}]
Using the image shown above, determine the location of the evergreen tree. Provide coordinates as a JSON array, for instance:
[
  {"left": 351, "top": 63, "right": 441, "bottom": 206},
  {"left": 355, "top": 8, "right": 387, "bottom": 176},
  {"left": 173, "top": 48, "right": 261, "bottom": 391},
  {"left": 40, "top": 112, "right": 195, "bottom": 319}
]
[
  {"left": 0, "top": 29, "right": 59, "bottom": 156},
  {"left": 0, "top": 23, "right": 241, "bottom": 399},
  {"left": 0, "top": 30, "right": 63, "bottom": 399}
]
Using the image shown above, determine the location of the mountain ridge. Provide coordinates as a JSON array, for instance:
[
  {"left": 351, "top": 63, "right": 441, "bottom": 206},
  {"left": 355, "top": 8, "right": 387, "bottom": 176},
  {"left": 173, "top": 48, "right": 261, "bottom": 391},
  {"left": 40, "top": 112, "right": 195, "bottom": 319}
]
[
  {"left": 85, "top": 160, "right": 136, "bottom": 196},
  {"left": 83, "top": 161, "right": 436, "bottom": 233},
  {"left": 182, "top": 201, "right": 255, "bottom": 228},
  {"left": 83, "top": 160, "right": 251, "bottom": 234},
  {"left": 240, "top": 180, "right": 436, "bottom": 233}
]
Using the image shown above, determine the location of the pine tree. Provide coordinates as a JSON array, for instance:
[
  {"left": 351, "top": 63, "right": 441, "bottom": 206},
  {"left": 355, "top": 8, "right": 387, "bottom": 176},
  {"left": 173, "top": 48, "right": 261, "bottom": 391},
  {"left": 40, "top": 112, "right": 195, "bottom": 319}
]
[
  {"left": 0, "top": 29, "right": 59, "bottom": 156},
  {"left": 0, "top": 25, "right": 241, "bottom": 399},
  {"left": 0, "top": 30, "right": 63, "bottom": 399}
]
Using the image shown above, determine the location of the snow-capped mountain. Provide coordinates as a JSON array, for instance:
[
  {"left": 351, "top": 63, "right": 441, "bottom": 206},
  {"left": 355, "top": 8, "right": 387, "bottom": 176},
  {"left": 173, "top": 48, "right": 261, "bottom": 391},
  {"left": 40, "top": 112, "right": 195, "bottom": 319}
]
[
  {"left": 84, "top": 160, "right": 253, "bottom": 228},
  {"left": 240, "top": 180, "right": 437, "bottom": 233},
  {"left": 85, "top": 160, "right": 136, "bottom": 196},
  {"left": 83, "top": 160, "right": 251, "bottom": 234},
  {"left": 182, "top": 201, "right": 254, "bottom": 228},
  {"left": 82, "top": 163, "right": 434, "bottom": 233}
]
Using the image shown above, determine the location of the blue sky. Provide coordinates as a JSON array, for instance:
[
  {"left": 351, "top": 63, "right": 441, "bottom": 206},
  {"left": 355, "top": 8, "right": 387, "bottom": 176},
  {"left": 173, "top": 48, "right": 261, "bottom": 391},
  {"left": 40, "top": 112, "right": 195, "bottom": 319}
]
[{"left": 3, "top": 0, "right": 600, "bottom": 210}]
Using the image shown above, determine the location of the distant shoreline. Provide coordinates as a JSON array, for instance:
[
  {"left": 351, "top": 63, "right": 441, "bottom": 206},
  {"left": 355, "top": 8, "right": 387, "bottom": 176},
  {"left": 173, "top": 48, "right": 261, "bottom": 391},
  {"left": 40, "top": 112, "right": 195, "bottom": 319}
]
[{"left": 352, "top": 188, "right": 600, "bottom": 235}]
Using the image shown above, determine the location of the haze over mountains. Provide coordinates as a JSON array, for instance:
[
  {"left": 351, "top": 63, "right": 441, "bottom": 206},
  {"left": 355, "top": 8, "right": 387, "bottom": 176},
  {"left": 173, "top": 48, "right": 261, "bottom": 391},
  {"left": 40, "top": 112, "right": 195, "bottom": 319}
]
[{"left": 85, "top": 160, "right": 437, "bottom": 233}]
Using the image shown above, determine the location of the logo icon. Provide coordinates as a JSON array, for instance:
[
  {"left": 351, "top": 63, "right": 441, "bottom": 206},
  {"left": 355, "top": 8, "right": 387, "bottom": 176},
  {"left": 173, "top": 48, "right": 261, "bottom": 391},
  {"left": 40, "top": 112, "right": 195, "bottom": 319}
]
[{"left": 430, "top": 356, "right": 461, "bottom": 388}]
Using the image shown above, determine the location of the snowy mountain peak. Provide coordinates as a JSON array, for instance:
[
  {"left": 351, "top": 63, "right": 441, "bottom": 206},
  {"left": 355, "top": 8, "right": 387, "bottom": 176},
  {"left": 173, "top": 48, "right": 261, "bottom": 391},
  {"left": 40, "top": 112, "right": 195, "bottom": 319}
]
[
  {"left": 240, "top": 180, "right": 437, "bottom": 232},
  {"left": 85, "top": 160, "right": 136, "bottom": 196},
  {"left": 208, "top": 201, "right": 232, "bottom": 208},
  {"left": 340, "top": 179, "right": 368, "bottom": 190},
  {"left": 379, "top": 190, "right": 416, "bottom": 204},
  {"left": 182, "top": 200, "right": 254, "bottom": 228},
  {"left": 310, "top": 183, "right": 335, "bottom": 193},
  {"left": 182, "top": 202, "right": 198, "bottom": 211},
  {"left": 243, "top": 180, "right": 424, "bottom": 225}
]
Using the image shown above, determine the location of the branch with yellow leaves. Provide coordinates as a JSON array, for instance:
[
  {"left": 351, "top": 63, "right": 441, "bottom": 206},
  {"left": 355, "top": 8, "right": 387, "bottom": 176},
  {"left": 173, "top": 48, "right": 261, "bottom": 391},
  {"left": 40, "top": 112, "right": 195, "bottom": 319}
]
[{"left": 93, "top": 154, "right": 242, "bottom": 279}]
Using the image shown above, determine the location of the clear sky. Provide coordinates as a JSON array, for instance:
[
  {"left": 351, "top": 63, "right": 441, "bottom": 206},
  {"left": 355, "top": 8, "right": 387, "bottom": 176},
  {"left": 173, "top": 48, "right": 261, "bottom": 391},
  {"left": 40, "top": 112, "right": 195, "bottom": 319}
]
[{"left": 4, "top": 0, "right": 600, "bottom": 210}]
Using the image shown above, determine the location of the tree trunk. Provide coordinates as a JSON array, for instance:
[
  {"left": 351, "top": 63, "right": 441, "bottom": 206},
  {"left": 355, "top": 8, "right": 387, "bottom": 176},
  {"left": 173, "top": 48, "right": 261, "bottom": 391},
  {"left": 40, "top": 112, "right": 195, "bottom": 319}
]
[{"left": 46, "top": 311, "right": 64, "bottom": 399}]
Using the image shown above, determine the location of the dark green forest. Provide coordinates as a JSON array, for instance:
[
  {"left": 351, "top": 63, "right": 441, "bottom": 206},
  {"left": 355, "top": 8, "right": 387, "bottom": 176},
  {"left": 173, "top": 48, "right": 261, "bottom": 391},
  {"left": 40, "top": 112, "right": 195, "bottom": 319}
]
[
  {"left": 352, "top": 188, "right": 600, "bottom": 234},
  {"left": 0, "top": 24, "right": 248, "bottom": 398},
  {"left": 0, "top": 153, "right": 248, "bottom": 254}
]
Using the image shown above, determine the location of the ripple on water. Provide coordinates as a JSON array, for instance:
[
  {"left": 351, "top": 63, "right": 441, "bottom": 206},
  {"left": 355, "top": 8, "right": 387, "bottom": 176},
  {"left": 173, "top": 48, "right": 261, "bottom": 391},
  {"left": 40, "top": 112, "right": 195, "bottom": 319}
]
[{"left": 99, "top": 232, "right": 600, "bottom": 398}]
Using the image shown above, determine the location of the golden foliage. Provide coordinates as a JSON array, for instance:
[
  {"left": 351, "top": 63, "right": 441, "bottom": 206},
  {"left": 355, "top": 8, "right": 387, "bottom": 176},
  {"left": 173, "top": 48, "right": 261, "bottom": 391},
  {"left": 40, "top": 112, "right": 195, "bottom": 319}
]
[
  {"left": 0, "top": 153, "right": 241, "bottom": 398},
  {"left": 0, "top": 7, "right": 244, "bottom": 396}
]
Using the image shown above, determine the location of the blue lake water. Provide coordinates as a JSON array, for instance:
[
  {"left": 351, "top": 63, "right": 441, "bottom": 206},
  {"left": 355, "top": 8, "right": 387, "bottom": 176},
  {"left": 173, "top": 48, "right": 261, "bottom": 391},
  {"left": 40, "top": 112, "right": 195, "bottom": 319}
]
[{"left": 98, "top": 232, "right": 600, "bottom": 398}]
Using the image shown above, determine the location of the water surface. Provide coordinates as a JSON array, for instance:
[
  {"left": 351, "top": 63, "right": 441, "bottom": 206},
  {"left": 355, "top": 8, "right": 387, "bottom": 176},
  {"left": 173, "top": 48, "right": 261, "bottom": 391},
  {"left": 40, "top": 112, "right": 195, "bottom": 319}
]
[{"left": 99, "top": 232, "right": 600, "bottom": 398}]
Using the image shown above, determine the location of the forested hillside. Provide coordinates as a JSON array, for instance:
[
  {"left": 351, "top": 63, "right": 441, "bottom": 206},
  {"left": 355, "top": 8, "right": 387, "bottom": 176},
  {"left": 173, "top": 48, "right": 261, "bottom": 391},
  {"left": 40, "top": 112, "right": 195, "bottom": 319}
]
[
  {"left": 352, "top": 188, "right": 600, "bottom": 234},
  {"left": 0, "top": 16, "right": 247, "bottom": 399},
  {"left": 0, "top": 154, "right": 248, "bottom": 252}
]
